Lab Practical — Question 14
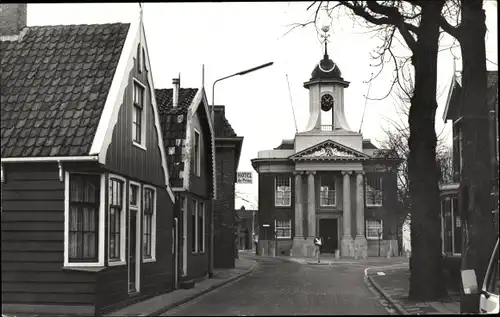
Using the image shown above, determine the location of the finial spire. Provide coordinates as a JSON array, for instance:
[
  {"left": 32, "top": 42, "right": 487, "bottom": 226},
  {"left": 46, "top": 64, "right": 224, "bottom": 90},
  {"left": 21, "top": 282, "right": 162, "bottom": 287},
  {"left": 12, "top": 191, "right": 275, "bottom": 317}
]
[
  {"left": 139, "top": 2, "right": 143, "bottom": 21},
  {"left": 320, "top": 25, "right": 330, "bottom": 59}
]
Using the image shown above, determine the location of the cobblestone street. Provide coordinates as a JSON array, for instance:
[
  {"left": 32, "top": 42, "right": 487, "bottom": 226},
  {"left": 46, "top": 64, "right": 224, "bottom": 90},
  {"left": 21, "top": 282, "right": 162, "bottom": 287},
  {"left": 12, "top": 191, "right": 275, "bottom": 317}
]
[{"left": 163, "top": 255, "right": 389, "bottom": 316}]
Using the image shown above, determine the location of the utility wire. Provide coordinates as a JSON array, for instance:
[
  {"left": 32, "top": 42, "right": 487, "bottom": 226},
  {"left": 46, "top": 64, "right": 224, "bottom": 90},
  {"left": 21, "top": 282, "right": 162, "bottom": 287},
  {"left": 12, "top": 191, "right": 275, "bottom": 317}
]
[
  {"left": 286, "top": 74, "right": 299, "bottom": 133},
  {"left": 359, "top": 74, "right": 373, "bottom": 134}
]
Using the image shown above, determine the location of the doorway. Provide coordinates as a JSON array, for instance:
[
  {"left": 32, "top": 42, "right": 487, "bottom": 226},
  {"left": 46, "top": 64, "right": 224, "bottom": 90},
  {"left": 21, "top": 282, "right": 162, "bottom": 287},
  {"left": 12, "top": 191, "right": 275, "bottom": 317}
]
[
  {"left": 128, "top": 209, "right": 140, "bottom": 293},
  {"left": 319, "top": 218, "right": 338, "bottom": 254}
]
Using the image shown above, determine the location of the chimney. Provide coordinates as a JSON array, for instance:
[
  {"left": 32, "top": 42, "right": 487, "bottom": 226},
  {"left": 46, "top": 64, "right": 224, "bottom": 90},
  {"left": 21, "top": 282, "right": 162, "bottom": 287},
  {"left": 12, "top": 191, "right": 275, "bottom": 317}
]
[
  {"left": 172, "top": 76, "right": 180, "bottom": 108},
  {"left": 0, "top": 3, "right": 27, "bottom": 37}
]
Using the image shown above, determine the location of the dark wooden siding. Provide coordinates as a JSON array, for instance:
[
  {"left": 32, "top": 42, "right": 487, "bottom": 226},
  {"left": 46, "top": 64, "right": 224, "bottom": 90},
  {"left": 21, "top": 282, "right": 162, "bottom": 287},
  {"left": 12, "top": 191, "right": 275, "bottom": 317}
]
[
  {"left": 213, "top": 145, "right": 237, "bottom": 268},
  {"left": 105, "top": 57, "right": 166, "bottom": 188},
  {"left": 180, "top": 192, "right": 209, "bottom": 280},
  {"left": 97, "top": 181, "right": 175, "bottom": 315},
  {"left": 1, "top": 163, "right": 97, "bottom": 307},
  {"left": 257, "top": 172, "right": 295, "bottom": 240},
  {"left": 190, "top": 103, "right": 212, "bottom": 199}
]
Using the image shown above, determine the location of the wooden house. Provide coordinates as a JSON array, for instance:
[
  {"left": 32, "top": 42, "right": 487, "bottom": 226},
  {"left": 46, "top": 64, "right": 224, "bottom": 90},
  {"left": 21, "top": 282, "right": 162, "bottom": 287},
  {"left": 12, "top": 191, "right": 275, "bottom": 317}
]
[
  {"left": 1, "top": 4, "right": 177, "bottom": 315},
  {"left": 155, "top": 80, "right": 215, "bottom": 286}
]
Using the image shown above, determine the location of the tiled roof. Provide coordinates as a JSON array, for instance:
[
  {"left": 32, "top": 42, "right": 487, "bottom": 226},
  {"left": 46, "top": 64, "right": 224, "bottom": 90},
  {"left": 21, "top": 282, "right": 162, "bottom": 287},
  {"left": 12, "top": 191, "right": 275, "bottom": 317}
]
[
  {"left": 1, "top": 23, "right": 130, "bottom": 158},
  {"left": 214, "top": 105, "right": 237, "bottom": 138},
  {"left": 155, "top": 88, "right": 198, "bottom": 187}
]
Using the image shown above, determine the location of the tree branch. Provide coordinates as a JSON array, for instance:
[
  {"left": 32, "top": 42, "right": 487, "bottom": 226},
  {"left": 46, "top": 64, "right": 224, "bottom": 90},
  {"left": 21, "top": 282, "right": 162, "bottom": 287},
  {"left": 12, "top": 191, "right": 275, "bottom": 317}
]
[
  {"left": 438, "top": 14, "right": 462, "bottom": 40},
  {"left": 365, "top": 1, "right": 418, "bottom": 52}
]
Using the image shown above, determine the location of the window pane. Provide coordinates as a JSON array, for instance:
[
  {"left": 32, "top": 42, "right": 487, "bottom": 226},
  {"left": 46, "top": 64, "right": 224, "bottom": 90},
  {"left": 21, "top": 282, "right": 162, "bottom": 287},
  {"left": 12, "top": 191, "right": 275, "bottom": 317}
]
[
  {"left": 130, "top": 185, "right": 138, "bottom": 206},
  {"left": 275, "top": 176, "right": 291, "bottom": 206},
  {"left": 69, "top": 174, "right": 100, "bottom": 262}
]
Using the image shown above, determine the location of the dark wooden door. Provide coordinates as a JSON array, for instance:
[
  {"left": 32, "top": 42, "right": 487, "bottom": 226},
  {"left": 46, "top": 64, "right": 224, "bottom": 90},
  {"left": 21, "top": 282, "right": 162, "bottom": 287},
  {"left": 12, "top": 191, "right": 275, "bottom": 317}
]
[
  {"left": 129, "top": 210, "right": 138, "bottom": 293},
  {"left": 319, "top": 219, "right": 338, "bottom": 254}
]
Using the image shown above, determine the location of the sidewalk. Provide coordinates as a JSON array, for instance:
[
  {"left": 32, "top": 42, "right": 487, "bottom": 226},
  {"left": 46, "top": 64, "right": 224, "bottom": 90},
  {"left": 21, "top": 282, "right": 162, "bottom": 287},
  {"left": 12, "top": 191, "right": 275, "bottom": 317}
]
[
  {"left": 256, "top": 251, "right": 411, "bottom": 266},
  {"left": 366, "top": 265, "right": 461, "bottom": 315},
  {"left": 104, "top": 257, "right": 258, "bottom": 317}
]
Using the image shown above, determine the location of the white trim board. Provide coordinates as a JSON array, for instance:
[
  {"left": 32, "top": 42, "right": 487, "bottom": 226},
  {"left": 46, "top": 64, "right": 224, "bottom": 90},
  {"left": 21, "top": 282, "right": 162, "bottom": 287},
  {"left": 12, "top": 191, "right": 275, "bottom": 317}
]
[
  {"left": 88, "top": 12, "right": 175, "bottom": 203},
  {"left": 108, "top": 174, "right": 127, "bottom": 266}
]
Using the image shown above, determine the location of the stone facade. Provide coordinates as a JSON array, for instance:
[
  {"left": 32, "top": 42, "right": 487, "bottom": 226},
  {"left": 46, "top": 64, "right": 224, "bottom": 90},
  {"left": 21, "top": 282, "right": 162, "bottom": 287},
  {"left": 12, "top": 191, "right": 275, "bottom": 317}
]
[{"left": 251, "top": 43, "right": 399, "bottom": 258}]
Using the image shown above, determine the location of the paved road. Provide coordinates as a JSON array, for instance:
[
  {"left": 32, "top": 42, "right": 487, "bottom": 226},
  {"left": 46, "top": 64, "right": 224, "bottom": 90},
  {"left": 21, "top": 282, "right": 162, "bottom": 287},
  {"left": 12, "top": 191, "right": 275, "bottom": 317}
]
[{"left": 163, "top": 255, "right": 389, "bottom": 316}]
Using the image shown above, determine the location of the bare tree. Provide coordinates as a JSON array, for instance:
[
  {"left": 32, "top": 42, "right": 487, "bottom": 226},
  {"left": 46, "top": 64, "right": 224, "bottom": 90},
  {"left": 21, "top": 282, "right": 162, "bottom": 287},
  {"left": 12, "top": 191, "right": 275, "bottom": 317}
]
[
  {"left": 439, "top": 0, "right": 497, "bottom": 313},
  {"left": 379, "top": 83, "right": 454, "bottom": 254},
  {"left": 297, "top": 0, "right": 448, "bottom": 300}
]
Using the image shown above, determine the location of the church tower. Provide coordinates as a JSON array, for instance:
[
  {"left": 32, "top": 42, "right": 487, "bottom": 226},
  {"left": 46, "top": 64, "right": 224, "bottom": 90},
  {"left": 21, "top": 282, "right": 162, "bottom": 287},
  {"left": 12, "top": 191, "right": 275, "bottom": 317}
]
[{"left": 303, "top": 27, "right": 352, "bottom": 132}]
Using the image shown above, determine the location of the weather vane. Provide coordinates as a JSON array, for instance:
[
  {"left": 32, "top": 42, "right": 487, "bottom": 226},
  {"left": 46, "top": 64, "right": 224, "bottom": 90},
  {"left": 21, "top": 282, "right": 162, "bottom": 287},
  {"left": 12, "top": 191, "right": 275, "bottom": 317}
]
[
  {"left": 320, "top": 25, "right": 330, "bottom": 44},
  {"left": 320, "top": 25, "right": 330, "bottom": 57}
]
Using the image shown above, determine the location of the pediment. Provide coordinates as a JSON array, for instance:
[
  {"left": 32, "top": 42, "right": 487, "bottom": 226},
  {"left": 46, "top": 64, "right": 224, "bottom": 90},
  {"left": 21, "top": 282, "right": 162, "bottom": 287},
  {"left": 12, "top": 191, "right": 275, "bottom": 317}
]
[{"left": 289, "top": 140, "right": 369, "bottom": 161}]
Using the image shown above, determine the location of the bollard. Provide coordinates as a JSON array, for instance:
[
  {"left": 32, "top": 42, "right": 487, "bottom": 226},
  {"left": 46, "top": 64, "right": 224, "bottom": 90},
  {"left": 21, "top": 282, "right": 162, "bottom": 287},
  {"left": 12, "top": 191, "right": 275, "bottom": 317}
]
[
  {"left": 354, "top": 245, "right": 359, "bottom": 260},
  {"left": 335, "top": 249, "right": 340, "bottom": 259}
]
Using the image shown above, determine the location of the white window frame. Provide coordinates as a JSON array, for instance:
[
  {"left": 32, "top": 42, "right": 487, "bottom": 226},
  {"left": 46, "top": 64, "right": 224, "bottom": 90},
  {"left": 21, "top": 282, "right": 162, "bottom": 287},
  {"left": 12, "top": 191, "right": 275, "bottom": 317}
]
[
  {"left": 274, "top": 219, "right": 292, "bottom": 239},
  {"left": 64, "top": 172, "right": 105, "bottom": 268},
  {"left": 132, "top": 79, "right": 147, "bottom": 151},
  {"left": 365, "top": 173, "right": 383, "bottom": 207},
  {"left": 192, "top": 199, "right": 199, "bottom": 253},
  {"left": 199, "top": 201, "right": 205, "bottom": 253},
  {"left": 365, "top": 220, "right": 383, "bottom": 240},
  {"left": 194, "top": 129, "right": 201, "bottom": 177},
  {"left": 320, "top": 174, "right": 336, "bottom": 207},
  {"left": 275, "top": 176, "right": 291, "bottom": 207},
  {"left": 142, "top": 184, "right": 156, "bottom": 263},
  {"left": 107, "top": 174, "right": 127, "bottom": 266}
]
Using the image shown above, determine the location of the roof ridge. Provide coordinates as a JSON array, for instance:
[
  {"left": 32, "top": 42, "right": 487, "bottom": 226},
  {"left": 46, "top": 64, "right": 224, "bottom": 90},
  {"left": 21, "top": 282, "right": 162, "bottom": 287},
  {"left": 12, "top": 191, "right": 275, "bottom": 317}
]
[{"left": 26, "top": 22, "right": 130, "bottom": 29}]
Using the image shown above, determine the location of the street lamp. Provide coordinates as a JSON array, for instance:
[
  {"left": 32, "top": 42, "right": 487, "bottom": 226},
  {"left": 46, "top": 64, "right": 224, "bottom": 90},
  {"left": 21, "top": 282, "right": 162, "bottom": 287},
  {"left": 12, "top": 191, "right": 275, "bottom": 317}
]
[{"left": 208, "top": 61, "right": 274, "bottom": 278}]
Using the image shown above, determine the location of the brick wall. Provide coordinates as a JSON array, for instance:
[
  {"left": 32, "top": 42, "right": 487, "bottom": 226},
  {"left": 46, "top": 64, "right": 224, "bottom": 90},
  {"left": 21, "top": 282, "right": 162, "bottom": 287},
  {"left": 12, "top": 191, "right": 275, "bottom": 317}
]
[
  {"left": 0, "top": 3, "right": 27, "bottom": 37},
  {"left": 213, "top": 146, "right": 237, "bottom": 268}
]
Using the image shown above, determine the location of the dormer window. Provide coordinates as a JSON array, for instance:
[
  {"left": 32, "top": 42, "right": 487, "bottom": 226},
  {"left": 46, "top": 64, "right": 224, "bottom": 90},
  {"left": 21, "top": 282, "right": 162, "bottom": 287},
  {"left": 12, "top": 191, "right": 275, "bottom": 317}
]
[{"left": 132, "top": 80, "right": 146, "bottom": 149}]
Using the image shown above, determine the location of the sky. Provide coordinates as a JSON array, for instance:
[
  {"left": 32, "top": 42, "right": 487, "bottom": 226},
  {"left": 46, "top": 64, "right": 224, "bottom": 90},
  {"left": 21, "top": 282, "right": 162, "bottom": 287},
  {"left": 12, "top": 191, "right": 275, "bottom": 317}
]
[{"left": 28, "top": 2, "right": 498, "bottom": 210}]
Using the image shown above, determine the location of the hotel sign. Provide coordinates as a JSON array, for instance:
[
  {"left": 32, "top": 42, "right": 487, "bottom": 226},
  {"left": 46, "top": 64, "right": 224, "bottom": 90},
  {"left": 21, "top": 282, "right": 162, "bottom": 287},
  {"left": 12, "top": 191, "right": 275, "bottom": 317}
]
[{"left": 237, "top": 172, "right": 253, "bottom": 184}]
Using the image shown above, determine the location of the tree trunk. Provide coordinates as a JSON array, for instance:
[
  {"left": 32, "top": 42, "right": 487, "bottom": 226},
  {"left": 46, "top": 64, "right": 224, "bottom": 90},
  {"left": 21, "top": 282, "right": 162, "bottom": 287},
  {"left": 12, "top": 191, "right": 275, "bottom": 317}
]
[
  {"left": 458, "top": 0, "right": 496, "bottom": 313},
  {"left": 407, "top": 1, "right": 447, "bottom": 301}
]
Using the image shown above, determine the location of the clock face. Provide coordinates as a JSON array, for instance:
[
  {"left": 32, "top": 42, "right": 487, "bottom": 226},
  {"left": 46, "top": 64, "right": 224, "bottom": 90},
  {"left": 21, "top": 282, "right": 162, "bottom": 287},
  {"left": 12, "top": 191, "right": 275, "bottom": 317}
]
[{"left": 321, "top": 94, "right": 334, "bottom": 112}]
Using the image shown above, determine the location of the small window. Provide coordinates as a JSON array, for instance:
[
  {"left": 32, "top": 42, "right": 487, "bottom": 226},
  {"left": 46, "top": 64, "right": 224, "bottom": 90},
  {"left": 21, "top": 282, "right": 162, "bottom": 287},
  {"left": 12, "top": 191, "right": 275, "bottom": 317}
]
[
  {"left": 130, "top": 184, "right": 139, "bottom": 207},
  {"left": 365, "top": 173, "right": 383, "bottom": 206},
  {"left": 133, "top": 81, "right": 145, "bottom": 146},
  {"left": 275, "top": 220, "right": 291, "bottom": 239},
  {"left": 68, "top": 174, "right": 100, "bottom": 263},
  {"left": 194, "top": 130, "right": 201, "bottom": 177},
  {"left": 192, "top": 200, "right": 198, "bottom": 253},
  {"left": 143, "top": 187, "right": 156, "bottom": 260},
  {"left": 365, "top": 220, "right": 383, "bottom": 240},
  {"left": 275, "top": 176, "right": 291, "bottom": 207},
  {"left": 199, "top": 202, "right": 205, "bottom": 253},
  {"left": 320, "top": 173, "right": 336, "bottom": 206},
  {"left": 109, "top": 178, "right": 124, "bottom": 262}
]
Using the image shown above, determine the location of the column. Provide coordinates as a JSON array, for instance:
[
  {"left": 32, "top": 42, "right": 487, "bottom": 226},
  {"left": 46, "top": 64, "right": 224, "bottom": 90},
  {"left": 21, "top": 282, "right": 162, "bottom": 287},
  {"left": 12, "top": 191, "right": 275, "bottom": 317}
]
[
  {"left": 307, "top": 171, "right": 316, "bottom": 238},
  {"left": 294, "top": 172, "right": 303, "bottom": 238},
  {"left": 341, "top": 171, "right": 353, "bottom": 257},
  {"left": 355, "top": 171, "right": 368, "bottom": 259}
]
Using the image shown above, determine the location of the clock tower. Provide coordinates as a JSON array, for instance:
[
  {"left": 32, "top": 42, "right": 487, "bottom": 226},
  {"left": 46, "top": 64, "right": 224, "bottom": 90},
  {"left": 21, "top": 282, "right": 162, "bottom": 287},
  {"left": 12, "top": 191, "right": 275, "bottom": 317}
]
[{"left": 303, "top": 27, "right": 352, "bottom": 132}]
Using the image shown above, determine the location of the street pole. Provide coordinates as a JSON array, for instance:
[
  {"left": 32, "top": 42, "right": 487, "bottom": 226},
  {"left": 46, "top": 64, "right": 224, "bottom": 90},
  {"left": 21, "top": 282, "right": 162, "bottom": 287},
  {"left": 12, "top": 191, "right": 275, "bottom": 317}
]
[{"left": 208, "top": 62, "right": 273, "bottom": 278}]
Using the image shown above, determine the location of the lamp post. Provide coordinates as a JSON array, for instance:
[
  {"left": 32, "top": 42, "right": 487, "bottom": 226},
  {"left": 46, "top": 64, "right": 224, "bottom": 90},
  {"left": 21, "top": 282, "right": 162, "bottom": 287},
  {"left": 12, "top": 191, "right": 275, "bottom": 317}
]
[{"left": 208, "top": 62, "right": 273, "bottom": 278}]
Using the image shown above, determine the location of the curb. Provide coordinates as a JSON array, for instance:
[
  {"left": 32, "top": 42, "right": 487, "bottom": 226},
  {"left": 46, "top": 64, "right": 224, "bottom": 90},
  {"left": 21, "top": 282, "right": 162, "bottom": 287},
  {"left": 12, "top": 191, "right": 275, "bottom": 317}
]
[
  {"left": 148, "top": 260, "right": 258, "bottom": 316},
  {"left": 365, "top": 268, "right": 409, "bottom": 316}
]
